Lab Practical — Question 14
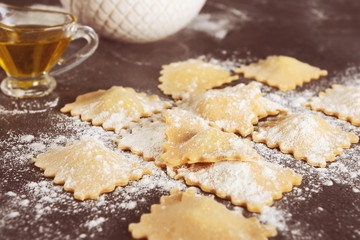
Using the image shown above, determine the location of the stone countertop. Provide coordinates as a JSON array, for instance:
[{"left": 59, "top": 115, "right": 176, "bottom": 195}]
[{"left": 1, "top": 0, "right": 360, "bottom": 239}]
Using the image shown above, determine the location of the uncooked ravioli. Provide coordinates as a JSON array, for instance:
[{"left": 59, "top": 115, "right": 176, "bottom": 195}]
[
  {"left": 160, "top": 108, "right": 262, "bottom": 167},
  {"left": 169, "top": 161, "right": 301, "bottom": 213},
  {"left": 304, "top": 84, "right": 360, "bottom": 126},
  {"left": 32, "top": 137, "right": 151, "bottom": 200},
  {"left": 178, "top": 82, "right": 287, "bottom": 136},
  {"left": 61, "top": 86, "right": 172, "bottom": 133},
  {"left": 129, "top": 189, "right": 277, "bottom": 240},
  {"left": 158, "top": 59, "right": 238, "bottom": 99},
  {"left": 235, "top": 55, "right": 328, "bottom": 91},
  {"left": 115, "top": 114, "right": 167, "bottom": 166},
  {"left": 252, "top": 113, "right": 359, "bottom": 167}
]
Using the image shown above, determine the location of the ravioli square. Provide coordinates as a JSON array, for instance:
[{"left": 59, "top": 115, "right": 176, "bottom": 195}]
[
  {"left": 129, "top": 189, "right": 277, "bottom": 240},
  {"left": 61, "top": 86, "right": 172, "bottom": 133},
  {"left": 160, "top": 109, "right": 262, "bottom": 167},
  {"left": 304, "top": 84, "right": 360, "bottom": 126},
  {"left": 178, "top": 82, "right": 287, "bottom": 136},
  {"left": 170, "top": 161, "right": 301, "bottom": 213},
  {"left": 252, "top": 113, "right": 358, "bottom": 167},
  {"left": 235, "top": 55, "right": 328, "bottom": 91},
  {"left": 32, "top": 138, "right": 151, "bottom": 200},
  {"left": 158, "top": 59, "right": 238, "bottom": 99},
  {"left": 114, "top": 114, "right": 167, "bottom": 166}
]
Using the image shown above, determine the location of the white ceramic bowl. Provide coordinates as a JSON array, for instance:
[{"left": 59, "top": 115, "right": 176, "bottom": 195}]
[{"left": 60, "top": 0, "right": 206, "bottom": 43}]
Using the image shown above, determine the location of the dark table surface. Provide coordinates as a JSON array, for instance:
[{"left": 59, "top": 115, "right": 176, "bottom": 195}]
[{"left": 1, "top": 0, "right": 360, "bottom": 239}]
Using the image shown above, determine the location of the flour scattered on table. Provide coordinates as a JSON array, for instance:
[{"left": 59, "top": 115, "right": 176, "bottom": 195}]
[
  {"left": 2, "top": 57, "right": 360, "bottom": 240},
  {"left": 0, "top": 112, "right": 187, "bottom": 239},
  {"left": 0, "top": 95, "right": 59, "bottom": 115},
  {"left": 188, "top": 13, "right": 236, "bottom": 40},
  {"left": 187, "top": 2, "right": 248, "bottom": 40},
  {"left": 85, "top": 217, "right": 107, "bottom": 230},
  {"left": 259, "top": 206, "right": 290, "bottom": 232}
]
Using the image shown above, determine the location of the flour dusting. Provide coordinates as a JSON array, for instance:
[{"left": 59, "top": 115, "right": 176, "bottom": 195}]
[
  {"left": 1, "top": 57, "right": 360, "bottom": 240},
  {"left": 0, "top": 112, "right": 186, "bottom": 239},
  {"left": 187, "top": 2, "right": 248, "bottom": 40}
]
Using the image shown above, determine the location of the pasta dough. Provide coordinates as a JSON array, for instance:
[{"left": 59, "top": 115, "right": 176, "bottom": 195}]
[
  {"left": 160, "top": 109, "right": 262, "bottom": 166},
  {"left": 178, "top": 82, "right": 287, "bottom": 136},
  {"left": 115, "top": 114, "right": 167, "bottom": 166},
  {"left": 158, "top": 59, "right": 238, "bottom": 99},
  {"left": 32, "top": 138, "right": 151, "bottom": 200},
  {"left": 129, "top": 189, "right": 277, "bottom": 240},
  {"left": 235, "top": 55, "right": 328, "bottom": 91},
  {"left": 61, "top": 86, "right": 171, "bottom": 133},
  {"left": 304, "top": 84, "right": 360, "bottom": 126},
  {"left": 169, "top": 161, "right": 301, "bottom": 213},
  {"left": 252, "top": 114, "right": 359, "bottom": 167}
]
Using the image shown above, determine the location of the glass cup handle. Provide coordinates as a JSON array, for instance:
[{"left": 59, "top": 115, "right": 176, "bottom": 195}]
[{"left": 50, "top": 24, "right": 99, "bottom": 76}]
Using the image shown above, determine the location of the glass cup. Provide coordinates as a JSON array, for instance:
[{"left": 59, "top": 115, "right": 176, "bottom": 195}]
[{"left": 0, "top": 4, "right": 98, "bottom": 98}]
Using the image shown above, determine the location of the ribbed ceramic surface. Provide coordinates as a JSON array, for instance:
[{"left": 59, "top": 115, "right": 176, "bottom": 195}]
[{"left": 60, "top": 0, "right": 206, "bottom": 43}]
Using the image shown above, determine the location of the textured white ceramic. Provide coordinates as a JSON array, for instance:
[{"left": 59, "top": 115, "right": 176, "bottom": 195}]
[{"left": 60, "top": 0, "right": 206, "bottom": 43}]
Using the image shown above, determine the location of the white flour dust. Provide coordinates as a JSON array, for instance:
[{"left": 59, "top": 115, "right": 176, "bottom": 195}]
[
  {"left": 1, "top": 56, "right": 360, "bottom": 240},
  {"left": 187, "top": 2, "right": 248, "bottom": 40},
  {"left": 0, "top": 95, "right": 59, "bottom": 115},
  {"left": 0, "top": 112, "right": 186, "bottom": 239}
]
